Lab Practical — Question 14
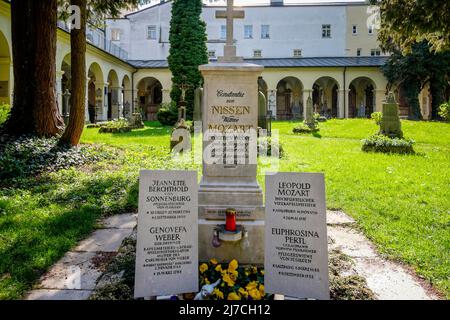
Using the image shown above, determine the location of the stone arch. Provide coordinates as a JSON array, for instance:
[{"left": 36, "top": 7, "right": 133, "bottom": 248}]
[
  {"left": 137, "top": 77, "right": 163, "bottom": 121},
  {"left": 348, "top": 77, "right": 377, "bottom": 118},
  {"left": 107, "top": 69, "right": 120, "bottom": 120},
  {"left": 0, "top": 30, "right": 11, "bottom": 104},
  {"left": 276, "top": 76, "right": 303, "bottom": 120},
  {"left": 312, "top": 76, "right": 340, "bottom": 118},
  {"left": 87, "top": 62, "right": 105, "bottom": 123},
  {"left": 60, "top": 53, "right": 72, "bottom": 121}
]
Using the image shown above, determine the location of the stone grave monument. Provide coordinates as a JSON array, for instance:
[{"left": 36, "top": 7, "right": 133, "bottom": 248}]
[
  {"left": 134, "top": 171, "right": 198, "bottom": 298},
  {"left": 380, "top": 92, "right": 403, "bottom": 138},
  {"left": 265, "top": 172, "right": 330, "bottom": 300},
  {"left": 198, "top": 0, "right": 265, "bottom": 264}
]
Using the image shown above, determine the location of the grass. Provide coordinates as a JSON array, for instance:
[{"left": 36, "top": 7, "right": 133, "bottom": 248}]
[{"left": 0, "top": 119, "right": 448, "bottom": 299}]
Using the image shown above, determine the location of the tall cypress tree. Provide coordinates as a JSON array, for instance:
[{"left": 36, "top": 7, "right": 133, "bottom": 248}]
[{"left": 168, "top": 0, "right": 208, "bottom": 119}]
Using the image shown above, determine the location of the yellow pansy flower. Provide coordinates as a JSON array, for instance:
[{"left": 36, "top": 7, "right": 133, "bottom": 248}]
[
  {"left": 246, "top": 281, "right": 258, "bottom": 291},
  {"left": 249, "top": 288, "right": 262, "bottom": 300},
  {"left": 251, "top": 266, "right": 258, "bottom": 274},
  {"left": 238, "top": 287, "right": 249, "bottom": 298},
  {"left": 213, "top": 288, "right": 224, "bottom": 300},
  {"left": 204, "top": 277, "right": 210, "bottom": 285},
  {"left": 259, "top": 284, "right": 265, "bottom": 296},
  {"left": 199, "top": 263, "right": 208, "bottom": 274},
  {"left": 222, "top": 271, "right": 235, "bottom": 287},
  {"left": 229, "top": 270, "right": 238, "bottom": 280},
  {"left": 227, "top": 292, "right": 241, "bottom": 300},
  {"left": 228, "top": 259, "right": 238, "bottom": 271},
  {"left": 260, "top": 270, "right": 265, "bottom": 275},
  {"left": 215, "top": 264, "right": 222, "bottom": 272},
  {"left": 210, "top": 258, "right": 218, "bottom": 265}
]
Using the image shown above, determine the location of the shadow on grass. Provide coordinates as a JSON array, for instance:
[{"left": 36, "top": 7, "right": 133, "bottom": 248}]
[
  {"left": 0, "top": 206, "right": 101, "bottom": 299},
  {"left": 0, "top": 172, "right": 140, "bottom": 299}
]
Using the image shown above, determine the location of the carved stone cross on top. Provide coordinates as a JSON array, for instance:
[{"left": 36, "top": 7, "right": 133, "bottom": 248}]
[{"left": 216, "top": 0, "right": 245, "bottom": 62}]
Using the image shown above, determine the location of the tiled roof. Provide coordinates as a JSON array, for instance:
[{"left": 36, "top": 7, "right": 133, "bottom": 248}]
[{"left": 127, "top": 56, "right": 388, "bottom": 69}]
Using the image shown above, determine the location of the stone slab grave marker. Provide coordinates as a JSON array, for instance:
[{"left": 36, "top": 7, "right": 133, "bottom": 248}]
[
  {"left": 134, "top": 170, "right": 198, "bottom": 298},
  {"left": 265, "top": 173, "right": 330, "bottom": 300},
  {"left": 380, "top": 92, "right": 403, "bottom": 139},
  {"left": 198, "top": 0, "right": 265, "bottom": 264}
]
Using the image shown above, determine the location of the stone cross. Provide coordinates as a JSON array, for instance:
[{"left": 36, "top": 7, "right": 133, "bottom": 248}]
[
  {"left": 178, "top": 82, "right": 191, "bottom": 103},
  {"left": 216, "top": 0, "right": 245, "bottom": 62}
]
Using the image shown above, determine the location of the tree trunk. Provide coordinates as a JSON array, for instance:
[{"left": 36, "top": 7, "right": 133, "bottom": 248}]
[
  {"left": 33, "top": 0, "right": 65, "bottom": 137},
  {"left": 60, "top": 0, "right": 87, "bottom": 146},
  {"left": 2, "top": 0, "right": 36, "bottom": 135}
]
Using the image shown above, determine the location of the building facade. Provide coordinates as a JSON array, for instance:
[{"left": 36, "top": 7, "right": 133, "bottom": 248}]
[{"left": 0, "top": 0, "right": 433, "bottom": 122}]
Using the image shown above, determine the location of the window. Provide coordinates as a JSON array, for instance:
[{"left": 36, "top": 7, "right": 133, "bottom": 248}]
[
  {"left": 208, "top": 50, "right": 216, "bottom": 58},
  {"left": 111, "top": 29, "right": 121, "bottom": 41},
  {"left": 147, "top": 25, "right": 157, "bottom": 40},
  {"left": 368, "top": 25, "right": 374, "bottom": 35},
  {"left": 244, "top": 25, "right": 253, "bottom": 39},
  {"left": 293, "top": 49, "right": 302, "bottom": 57},
  {"left": 253, "top": 50, "right": 262, "bottom": 58},
  {"left": 371, "top": 49, "right": 381, "bottom": 56},
  {"left": 352, "top": 25, "right": 357, "bottom": 35},
  {"left": 357, "top": 48, "right": 362, "bottom": 56},
  {"left": 261, "top": 25, "right": 270, "bottom": 39},
  {"left": 221, "top": 25, "right": 227, "bottom": 40},
  {"left": 322, "top": 24, "right": 331, "bottom": 38}
]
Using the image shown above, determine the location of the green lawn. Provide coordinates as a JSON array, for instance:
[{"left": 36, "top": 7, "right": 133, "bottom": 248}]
[{"left": 0, "top": 119, "right": 448, "bottom": 299}]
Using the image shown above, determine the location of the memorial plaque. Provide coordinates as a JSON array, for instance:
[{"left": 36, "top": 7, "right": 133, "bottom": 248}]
[
  {"left": 265, "top": 172, "right": 329, "bottom": 300},
  {"left": 134, "top": 170, "right": 198, "bottom": 298}
]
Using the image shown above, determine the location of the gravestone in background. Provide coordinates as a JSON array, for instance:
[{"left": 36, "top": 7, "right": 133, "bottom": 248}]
[
  {"left": 134, "top": 171, "right": 198, "bottom": 298},
  {"left": 380, "top": 92, "right": 403, "bottom": 139},
  {"left": 265, "top": 172, "right": 330, "bottom": 300},
  {"left": 304, "top": 96, "right": 316, "bottom": 129}
]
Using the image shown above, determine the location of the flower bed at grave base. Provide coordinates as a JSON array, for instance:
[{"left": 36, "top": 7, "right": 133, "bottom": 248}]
[
  {"left": 197, "top": 259, "right": 267, "bottom": 300},
  {"left": 361, "top": 134, "right": 415, "bottom": 154},
  {"left": 293, "top": 123, "right": 320, "bottom": 134}
]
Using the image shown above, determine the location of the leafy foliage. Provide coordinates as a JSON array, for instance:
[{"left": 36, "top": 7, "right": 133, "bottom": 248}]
[
  {"left": 157, "top": 102, "right": 179, "bottom": 126},
  {"left": 0, "top": 136, "right": 109, "bottom": 181},
  {"left": 362, "top": 134, "right": 415, "bottom": 154},
  {"left": 98, "top": 119, "right": 133, "bottom": 133},
  {"left": 372, "top": 0, "right": 450, "bottom": 53},
  {"left": 381, "top": 42, "right": 450, "bottom": 120},
  {"left": 168, "top": 0, "right": 208, "bottom": 119},
  {"left": 371, "top": 112, "right": 383, "bottom": 125},
  {"left": 438, "top": 100, "right": 450, "bottom": 122},
  {"left": 0, "top": 103, "right": 10, "bottom": 126}
]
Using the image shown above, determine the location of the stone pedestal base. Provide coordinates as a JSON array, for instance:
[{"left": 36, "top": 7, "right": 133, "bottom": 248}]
[{"left": 199, "top": 219, "right": 265, "bottom": 265}]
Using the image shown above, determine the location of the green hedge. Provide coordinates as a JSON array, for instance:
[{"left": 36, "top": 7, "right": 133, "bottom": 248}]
[
  {"left": 293, "top": 123, "right": 320, "bottom": 134},
  {"left": 362, "top": 134, "right": 415, "bottom": 154},
  {"left": 157, "top": 102, "right": 178, "bottom": 126}
]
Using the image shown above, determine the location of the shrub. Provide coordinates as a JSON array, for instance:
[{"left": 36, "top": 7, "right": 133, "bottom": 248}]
[
  {"left": 361, "top": 134, "right": 415, "bottom": 154},
  {"left": 0, "top": 103, "right": 11, "bottom": 126},
  {"left": 371, "top": 112, "right": 383, "bottom": 125},
  {"left": 0, "top": 136, "right": 110, "bottom": 181},
  {"left": 438, "top": 100, "right": 450, "bottom": 122},
  {"left": 98, "top": 119, "right": 132, "bottom": 134},
  {"left": 157, "top": 102, "right": 178, "bottom": 126},
  {"left": 258, "top": 137, "right": 285, "bottom": 158},
  {"left": 293, "top": 123, "right": 320, "bottom": 134}
]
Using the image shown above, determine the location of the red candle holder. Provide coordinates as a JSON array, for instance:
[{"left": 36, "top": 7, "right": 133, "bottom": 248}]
[{"left": 225, "top": 208, "right": 237, "bottom": 232}]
